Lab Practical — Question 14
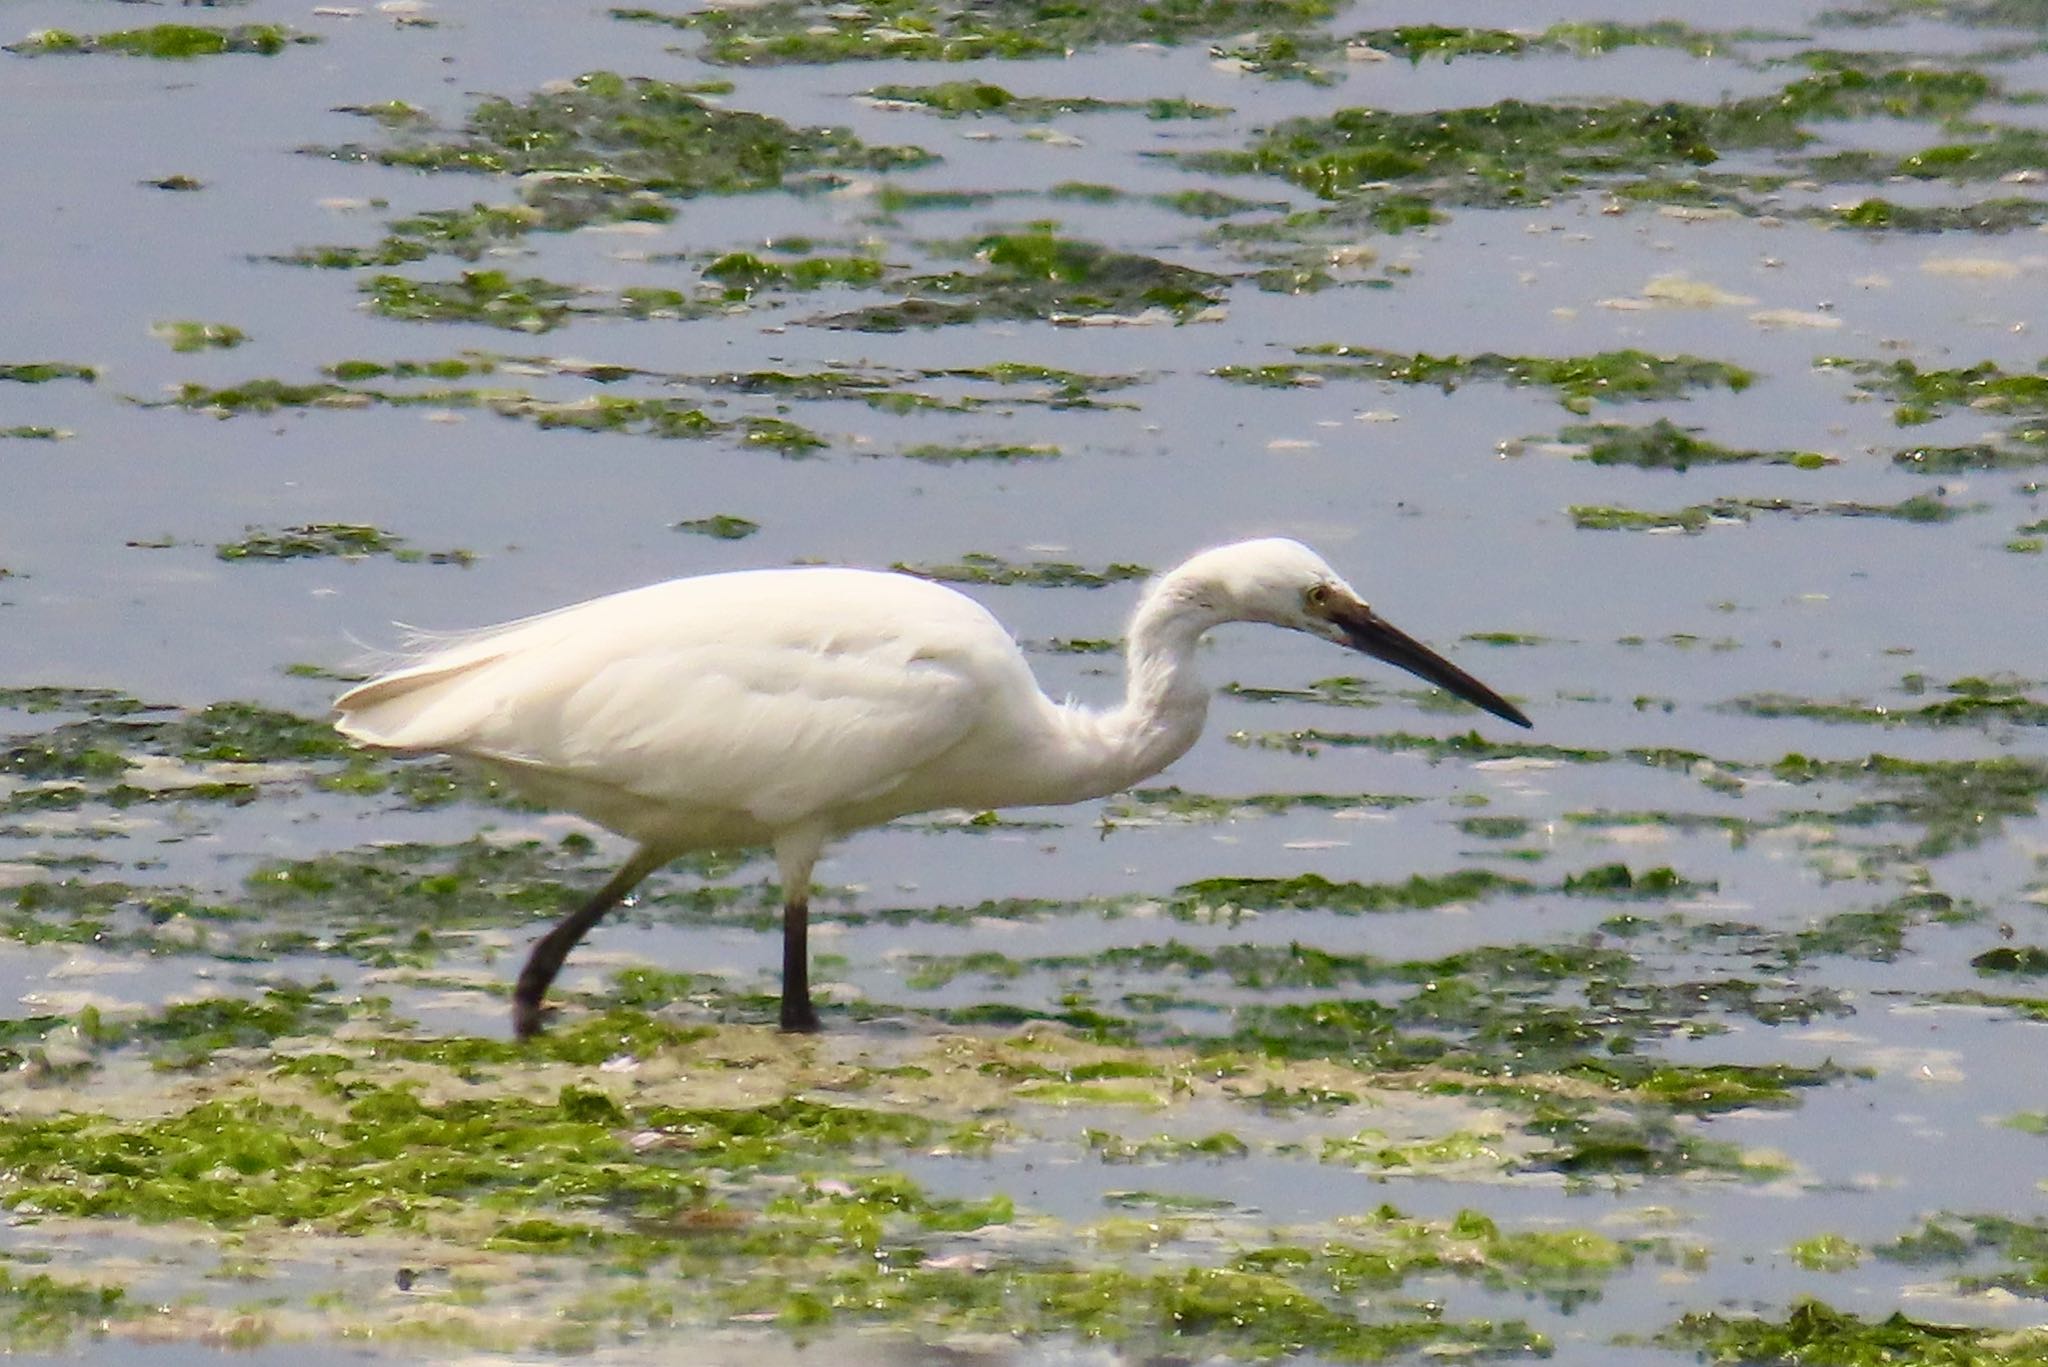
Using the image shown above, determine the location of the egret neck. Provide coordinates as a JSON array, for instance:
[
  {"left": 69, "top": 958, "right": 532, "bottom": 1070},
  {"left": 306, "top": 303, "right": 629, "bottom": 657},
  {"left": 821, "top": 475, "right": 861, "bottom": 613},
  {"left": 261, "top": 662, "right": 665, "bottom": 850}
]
[{"left": 1046, "top": 572, "right": 1217, "bottom": 803}]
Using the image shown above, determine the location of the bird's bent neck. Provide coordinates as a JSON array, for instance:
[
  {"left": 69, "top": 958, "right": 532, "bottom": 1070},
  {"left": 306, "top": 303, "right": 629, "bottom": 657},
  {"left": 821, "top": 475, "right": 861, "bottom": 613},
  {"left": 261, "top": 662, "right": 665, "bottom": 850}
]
[{"left": 1052, "top": 576, "right": 1217, "bottom": 801}]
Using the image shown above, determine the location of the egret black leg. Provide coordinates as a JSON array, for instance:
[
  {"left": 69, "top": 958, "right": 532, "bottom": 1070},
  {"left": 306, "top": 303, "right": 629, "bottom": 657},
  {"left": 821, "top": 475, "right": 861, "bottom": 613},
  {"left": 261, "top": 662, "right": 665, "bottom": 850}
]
[
  {"left": 513, "top": 848, "right": 663, "bottom": 1040},
  {"left": 780, "top": 894, "right": 820, "bottom": 1033}
]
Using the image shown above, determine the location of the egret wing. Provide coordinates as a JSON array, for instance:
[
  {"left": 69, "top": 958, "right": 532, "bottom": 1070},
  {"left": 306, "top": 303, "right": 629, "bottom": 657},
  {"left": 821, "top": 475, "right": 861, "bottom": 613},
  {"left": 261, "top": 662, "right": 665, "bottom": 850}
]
[
  {"left": 336, "top": 568, "right": 1011, "bottom": 830},
  {"left": 491, "top": 637, "right": 989, "bottom": 828}
]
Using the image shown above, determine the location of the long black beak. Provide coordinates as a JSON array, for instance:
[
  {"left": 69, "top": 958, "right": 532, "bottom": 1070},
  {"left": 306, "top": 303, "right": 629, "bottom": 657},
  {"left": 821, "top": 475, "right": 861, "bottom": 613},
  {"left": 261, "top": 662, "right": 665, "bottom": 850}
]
[{"left": 1329, "top": 600, "right": 1532, "bottom": 729}]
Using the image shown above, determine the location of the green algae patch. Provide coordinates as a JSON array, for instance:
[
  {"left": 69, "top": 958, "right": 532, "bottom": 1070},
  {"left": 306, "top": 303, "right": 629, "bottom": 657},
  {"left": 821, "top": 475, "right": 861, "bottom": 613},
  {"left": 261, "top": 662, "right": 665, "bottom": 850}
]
[
  {"left": 150, "top": 321, "right": 246, "bottom": 353},
  {"left": 0, "top": 1087, "right": 671, "bottom": 1231},
  {"left": 864, "top": 82, "right": 1225, "bottom": 121},
  {"left": 323, "top": 71, "right": 933, "bottom": 210},
  {"left": 0, "top": 1004, "right": 1605, "bottom": 1356},
  {"left": 1547, "top": 419, "right": 1833, "bottom": 471},
  {"left": 674, "top": 514, "right": 760, "bottom": 540},
  {"left": 1662, "top": 1298, "right": 2048, "bottom": 1364},
  {"left": 216, "top": 524, "right": 476, "bottom": 566},
  {"left": 13, "top": 985, "right": 355, "bottom": 1073},
  {"left": 703, "top": 250, "right": 885, "bottom": 296},
  {"left": 163, "top": 364, "right": 1095, "bottom": 455},
  {"left": 1569, "top": 493, "right": 1973, "bottom": 532},
  {"left": 331, "top": 71, "right": 933, "bottom": 189},
  {"left": 821, "top": 226, "right": 1226, "bottom": 330},
  {"left": 1725, "top": 677, "right": 2048, "bottom": 729},
  {"left": 0, "top": 363, "right": 96, "bottom": 385},
  {"left": 1878, "top": 1213, "right": 2048, "bottom": 1297},
  {"left": 899, "top": 441, "right": 1060, "bottom": 464},
  {"left": 1219, "top": 346, "right": 1752, "bottom": 413},
  {"left": 1353, "top": 21, "right": 1723, "bottom": 63},
  {"left": 639, "top": 0, "right": 1342, "bottom": 66},
  {"left": 1824, "top": 358, "right": 2048, "bottom": 469},
  {"left": 896, "top": 554, "right": 1149, "bottom": 589},
  {"left": 10, "top": 24, "right": 315, "bottom": 58},
  {"left": 1179, "top": 868, "right": 1524, "bottom": 914},
  {"left": 1190, "top": 65, "right": 1998, "bottom": 208},
  {"left": 310, "top": 72, "right": 932, "bottom": 263},
  {"left": 1827, "top": 196, "right": 2048, "bottom": 233},
  {"left": 1970, "top": 945, "right": 2048, "bottom": 976},
  {"left": 0, "top": 1266, "right": 124, "bottom": 1353},
  {"left": 1791, "top": 1234, "right": 1866, "bottom": 1271},
  {"left": 364, "top": 271, "right": 582, "bottom": 332},
  {"left": 728, "top": 1262, "right": 1546, "bottom": 1360},
  {"left": 1825, "top": 356, "right": 2048, "bottom": 426}
]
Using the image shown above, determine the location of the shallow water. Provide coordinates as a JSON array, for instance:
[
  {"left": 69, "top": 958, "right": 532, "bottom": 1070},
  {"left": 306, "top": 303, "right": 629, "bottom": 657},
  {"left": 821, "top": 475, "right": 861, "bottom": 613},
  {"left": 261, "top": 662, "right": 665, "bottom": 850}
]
[{"left": 3, "top": 0, "right": 2047, "bottom": 1362}]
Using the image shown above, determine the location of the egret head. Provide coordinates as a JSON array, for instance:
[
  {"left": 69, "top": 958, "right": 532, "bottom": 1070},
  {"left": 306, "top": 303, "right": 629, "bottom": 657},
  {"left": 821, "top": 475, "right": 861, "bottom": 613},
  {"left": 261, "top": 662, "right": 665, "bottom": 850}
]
[{"left": 1167, "top": 538, "right": 1531, "bottom": 729}]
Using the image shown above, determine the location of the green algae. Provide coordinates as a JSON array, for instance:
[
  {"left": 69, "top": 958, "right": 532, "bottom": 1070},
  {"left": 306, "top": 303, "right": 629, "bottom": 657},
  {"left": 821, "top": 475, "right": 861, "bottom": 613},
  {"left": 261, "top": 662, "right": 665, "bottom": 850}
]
[
  {"left": 1725, "top": 677, "right": 2048, "bottom": 729},
  {"left": 326, "top": 71, "right": 933, "bottom": 190},
  {"left": 924, "top": 361, "right": 1144, "bottom": 405},
  {"left": 0, "top": 363, "right": 95, "bottom": 385},
  {"left": 1180, "top": 868, "right": 1525, "bottom": 913},
  {"left": 167, "top": 378, "right": 365, "bottom": 414},
  {"left": 1970, "top": 945, "right": 2048, "bottom": 975},
  {"left": 14, "top": 985, "right": 355, "bottom": 1072},
  {"left": 899, "top": 441, "right": 1060, "bottom": 464},
  {"left": 0, "top": 1267, "right": 123, "bottom": 1353},
  {"left": 1663, "top": 1298, "right": 2048, "bottom": 1365},
  {"left": 1350, "top": 25, "right": 1529, "bottom": 62},
  {"left": 822, "top": 226, "right": 1227, "bottom": 330},
  {"left": 895, "top": 554, "right": 1148, "bottom": 589},
  {"left": 674, "top": 514, "right": 760, "bottom": 540},
  {"left": 1825, "top": 0, "right": 2048, "bottom": 27},
  {"left": 364, "top": 271, "right": 582, "bottom": 331},
  {"left": 163, "top": 372, "right": 858, "bottom": 455},
  {"left": 1232, "top": 731, "right": 2048, "bottom": 860},
  {"left": 741, "top": 416, "right": 829, "bottom": 454},
  {"left": 742, "top": 1262, "right": 1544, "bottom": 1359},
  {"left": 309, "top": 72, "right": 932, "bottom": 264},
  {"left": 1826, "top": 357, "right": 2048, "bottom": 425},
  {"left": 1218, "top": 346, "right": 1752, "bottom": 414},
  {"left": 0, "top": 426, "right": 66, "bottom": 441},
  {"left": 216, "top": 524, "right": 475, "bottom": 566},
  {"left": 1569, "top": 493, "right": 1972, "bottom": 532},
  {"left": 150, "top": 320, "right": 246, "bottom": 353},
  {"left": 1549, "top": 419, "right": 1832, "bottom": 471},
  {"left": 704, "top": 250, "right": 884, "bottom": 297},
  {"left": 1189, "top": 66, "right": 1996, "bottom": 209},
  {"left": 1827, "top": 196, "right": 2048, "bottom": 232},
  {"left": 1878, "top": 1213, "right": 2048, "bottom": 1297},
  {"left": 1105, "top": 785, "right": 1416, "bottom": 825},
  {"left": 1351, "top": 21, "right": 1724, "bottom": 63},
  {"left": 1792, "top": 1234, "right": 1867, "bottom": 1271},
  {"left": 322, "top": 356, "right": 497, "bottom": 383},
  {"left": 10, "top": 24, "right": 314, "bottom": 58},
  {"left": 636, "top": 0, "right": 1342, "bottom": 66},
  {"left": 864, "top": 82, "right": 1226, "bottom": 121},
  {"left": 1842, "top": 127, "right": 2048, "bottom": 183}
]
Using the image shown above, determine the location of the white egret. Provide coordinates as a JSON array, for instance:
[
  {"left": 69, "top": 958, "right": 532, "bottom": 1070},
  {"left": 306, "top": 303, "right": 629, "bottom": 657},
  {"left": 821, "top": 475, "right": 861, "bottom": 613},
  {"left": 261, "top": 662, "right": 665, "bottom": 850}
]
[{"left": 333, "top": 538, "right": 1530, "bottom": 1038}]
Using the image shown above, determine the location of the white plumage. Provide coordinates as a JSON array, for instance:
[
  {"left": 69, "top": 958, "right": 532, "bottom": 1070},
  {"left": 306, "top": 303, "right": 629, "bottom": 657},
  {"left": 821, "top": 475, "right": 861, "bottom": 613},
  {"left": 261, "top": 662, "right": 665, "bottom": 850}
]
[{"left": 335, "top": 538, "right": 1528, "bottom": 1037}]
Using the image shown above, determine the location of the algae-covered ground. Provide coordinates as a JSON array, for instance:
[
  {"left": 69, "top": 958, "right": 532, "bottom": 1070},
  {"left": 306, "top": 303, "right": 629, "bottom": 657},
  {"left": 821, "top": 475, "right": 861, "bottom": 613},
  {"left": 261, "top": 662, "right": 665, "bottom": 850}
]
[{"left": 3, "top": 0, "right": 2047, "bottom": 1362}]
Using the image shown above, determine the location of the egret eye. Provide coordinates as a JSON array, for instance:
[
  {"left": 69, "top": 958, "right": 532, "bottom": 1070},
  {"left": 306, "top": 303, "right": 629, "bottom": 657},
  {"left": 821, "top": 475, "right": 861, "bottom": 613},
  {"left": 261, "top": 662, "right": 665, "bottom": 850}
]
[{"left": 1305, "top": 583, "right": 1331, "bottom": 612}]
